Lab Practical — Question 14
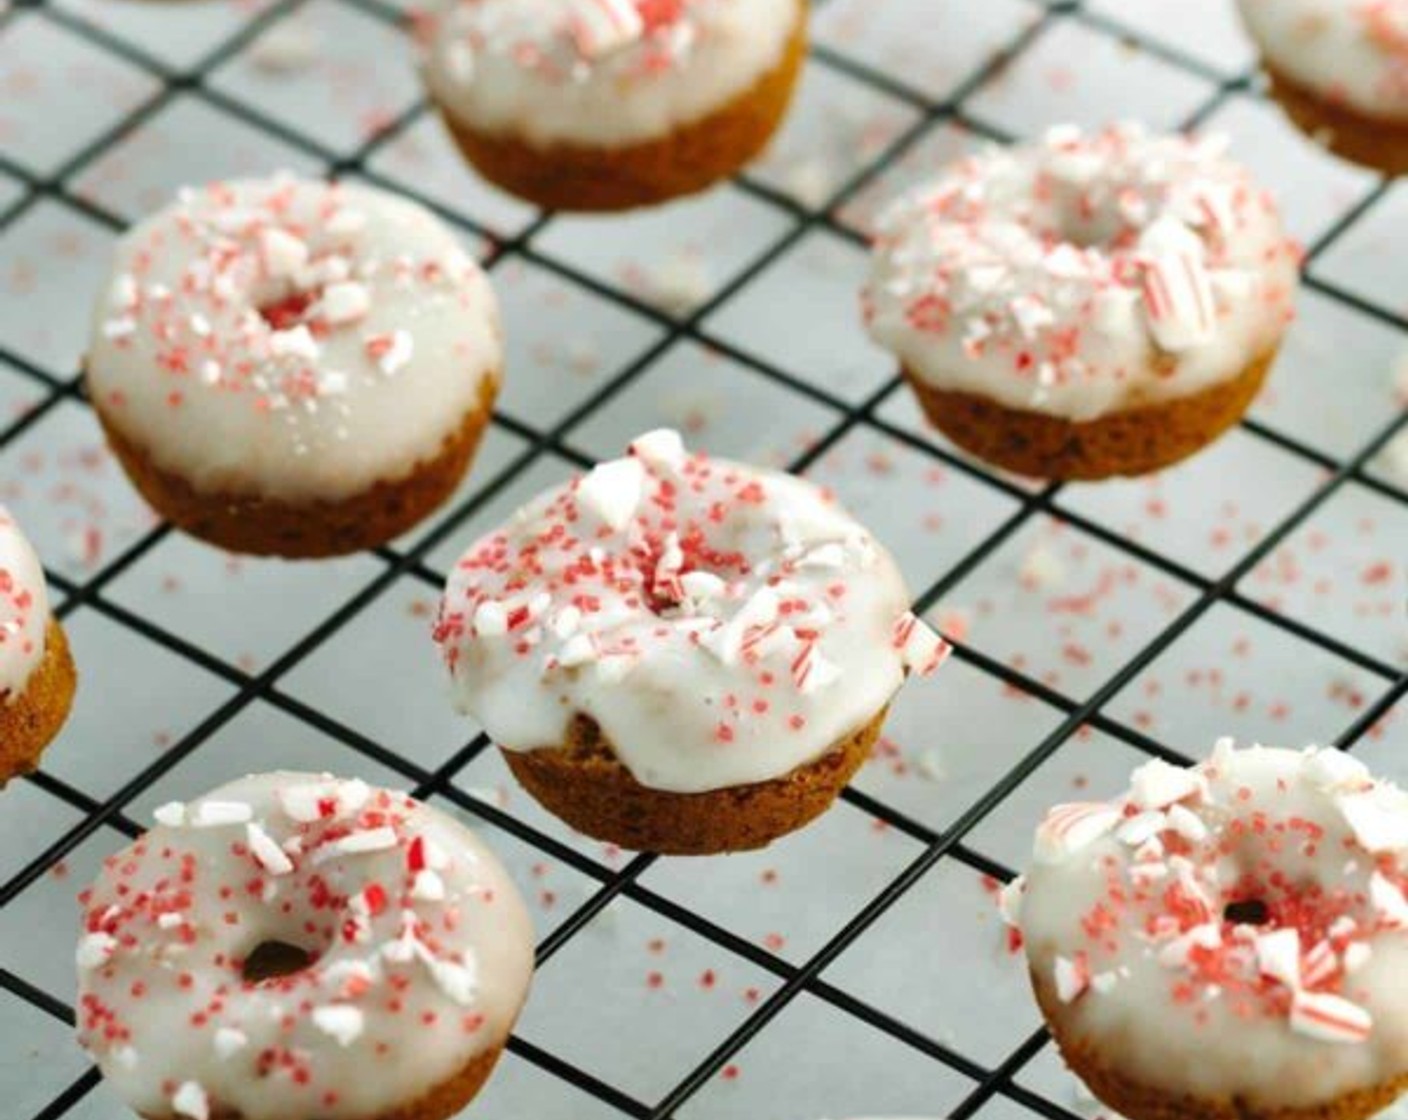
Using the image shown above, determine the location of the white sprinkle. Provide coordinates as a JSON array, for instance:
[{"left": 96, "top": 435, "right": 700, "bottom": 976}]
[
  {"left": 473, "top": 600, "right": 509, "bottom": 638},
  {"left": 269, "top": 325, "right": 321, "bottom": 362},
  {"left": 315, "top": 827, "right": 398, "bottom": 862},
  {"left": 1303, "top": 747, "right": 1373, "bottom": 793},
  {"left": 110, "top": 274, "right": 138, "bottom": 309},
  {"left": 423, "top": 951, "right": 478, "bottom": 1006},
  {"left": 172, "top": 1081, "right": 210, "bottom": 1120},
  {"left": 680, "top": 571, "right": 727, "bottom": 604},
  {"left": 320, "top": 281, "right": 372, "bottom": 326},
  {"left": 278, "top": 778, "right": 371, "bottom": 823},
  {"left": 154, "top": 801, "right": 186, "bottom": 827},
  {"left": 247, "top": 822, "right": 294, "bottom": 876},
  {"left": 628, "top": 428, "right": 687, "bottom": 474},
  {"left": 1344, "top": 942, "right": 1373, "bottom": 974},
  {"left": 595, "top": 653, "right": 637, "bottom": 684},
  {"left": 1090, "top": 971, "right": 1120, "bottom": 995},
  {"left": 551, "top": 606, "right": 583, "bottom": 640},
  {"left": 1129, "top": 759, "right": 1207, "bottom": 810},
  {"left": 1256, "top": 928, "right": 1302, "bottom": 990},
  {"left": 412, "top": 869, "right": 447, "bottom": 902},
  {"left": 577, "top": 457, "right": 646, "bottom": 532},
  {"left": 1370, "top": 871, "right": 1408, "bottom": 928},
  {"left": 311, "top": 1004, "right": 365, "bottom": 1047},
  {"left": 1009, "top": 294, "right": 1055, "bottom": 339},
  {"left": 189, "top": 800, "right": 254, "bottom": 828},
  {"left": 249, "top": 21, "right": 321, "bottom": 73},
  {"left": 157, "top": 912, "right": 184, "bottom": 930},
  {"left": 1053, "top": 955, "right": 1088, "bottom": 1003},
  {"left": 260, "top": 228, "right": 309, "bottom": 279},
  {"left": 1336, "top": 789, "right": 1408, "bottom": 854},
  {"left": 213, "top": 1028, "right": 248, "bottom": 1060},
  {"left": 997, "top": 876, "right": 1024, "bottom": 928},
  {"left": 76, "top": 932, "right": 118, "bottom": 971},
  {"left": 114, "top": 1046, "right": 139, "bottom": 1070},
  {"left": 1116, "top": 811, "right": 1168, "bottom": 848},
  {"left": 1166, "top": 803, "right": 1209, "bottom": 843},
  {"left": 557, "top": 632, "right": 598, "bottom": 668},
  {"left": 102, "top": 317, "right": 137, "bottom": 341}
]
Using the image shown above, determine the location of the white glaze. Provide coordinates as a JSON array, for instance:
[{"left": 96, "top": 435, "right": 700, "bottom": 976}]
[
  {"left": 76, "top": 773, "right": 534, "bottom": 1120},
  {"left": 0, "top": 507, "right": 50, "bottom": 704},
  {"left": 87, "top": 177, "right": 502, "bottom": 504},
  {"left": 1011, "top": 742, "right": 1408, "bottom": 1109},
  {"left": 435, "top": 430, "right": 949, "bottom": 795},
  {"left": 1239, "top": 0, "right": 1408, "bottom": 122},
  {"left": 423, "top": 0, "right": 800, "bottom": 148},
  {"left": 864, "top": 123, "right": 1300, "bottom": 423}
]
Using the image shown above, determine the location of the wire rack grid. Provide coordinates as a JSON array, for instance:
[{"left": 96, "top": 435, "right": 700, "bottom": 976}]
[{"left": 0, "top": 0, "right": 1404, "bottom": 1117}]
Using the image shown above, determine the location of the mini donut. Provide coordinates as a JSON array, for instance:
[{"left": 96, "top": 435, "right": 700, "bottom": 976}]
[
  {"left": 86, "top": 176, "right": 503, "bottom": 559},
  {"left": 0, "top": 507, "right": 76, "bottom": 784},
  {"left": 863, "top": 123, "right": 1300, "bottom": 481},
  {"left": 434, "top": 429, "right": 950, "bottom": 855},
  {"left": 1005, "top": 740, "right": 1408, "bottom": 1120},
  {"left": 76, "top": 772, "right": 534, "bottom": 1120},
  {"left": 1238, "top": 0, "right": 1408, "bottom": 176},
  {"left": 421, "top": 0, "right": 807, "bottom": 212}
]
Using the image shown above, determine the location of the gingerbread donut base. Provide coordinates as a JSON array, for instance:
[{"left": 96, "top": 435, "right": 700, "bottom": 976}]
[
  {"left": 1264, "top": 64, "right": 1408, "bottom": 178},
  {"left": 502, "top": 707, "right": 886, "bottom": 855},
  {"left": 0, "top": 620, "right": 77, "bottom": 784},
  {"left": 433, "top": 1, "right": 807, "bottom": 213},
  {"left": 92, "top": 375, "right": 498, "bottom": 559},
  {"left": 1031, "top": 968, "right": 1408, "bottom": 1120},
  {"left": 902, "top": 348, "right": 1276, "bottom": 481}
]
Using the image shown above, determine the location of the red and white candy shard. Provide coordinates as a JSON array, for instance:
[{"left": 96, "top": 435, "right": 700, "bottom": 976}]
[
  {"left": 74, "top": 773, "right": 533, "bottom": 1120},
  {"left": 1010, "top": 742, "right": 1408, "bottom": 1102},
  {"left": 864, "top": 122, "right": 1299, "bottom": 422},
  {"left": 86, "top": 177, "right": 501, "bottom": 506},
  {"left": 436, "top": 431, "right": 946, "bottom": 794},
  {"left": 0, "top": 507, "right": 50, "bottom": 704}
]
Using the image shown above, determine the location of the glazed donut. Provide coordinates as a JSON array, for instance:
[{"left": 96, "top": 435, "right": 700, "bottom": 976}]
[
  {"left": 76, "top": 773, "right": 534, "bottom": 1120},
  {"left": 434, "top": 429, "right": 949, "bottom": 854},
  {"left": 421, "top": 0, "right": 807, "bottom": 211},
  {"left": 1238, "top": 0, "right": 1408, "bottom": 174},
  {"left": 0, "top": 507, "right": 76, "bottom": 782},
  {"left": 86, "top": 176, "right": 503, "bottom": 558},
  {"left": 864, "top": 122, "right": 1299, "bottom": 480},
  {"left": 1007, "top": 741, "right": 1408, "bottom": 1120}
]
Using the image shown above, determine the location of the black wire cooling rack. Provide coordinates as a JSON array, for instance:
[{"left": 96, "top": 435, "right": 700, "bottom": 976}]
[{"left": 0, "top": 0, "right": 1405, "bottom": 1117}]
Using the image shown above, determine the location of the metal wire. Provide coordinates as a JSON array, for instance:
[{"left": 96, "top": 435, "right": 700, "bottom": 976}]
[{"left": 1, "top": 0, "right": 1404, "bottom": 1117}]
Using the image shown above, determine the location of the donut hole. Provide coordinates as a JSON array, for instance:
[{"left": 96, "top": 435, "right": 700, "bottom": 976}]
[
  {"left": 257, "top": 291, "right": 319, "bottom": 332},
  {"left": 242, "top": 939, "right": 317, "bottom": 983},
  {"left": 1223, "top": 898, "right": 1272, "bottom": 927}
]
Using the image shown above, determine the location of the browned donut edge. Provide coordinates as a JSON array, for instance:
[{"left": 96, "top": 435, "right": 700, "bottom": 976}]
[
  {"left": 0, "top": 619, "right": 77, "bottom": 785},
  {"left": 90, "top": 374, "right": 499, "bottom": 559},
  {"left": 900, "top": 347, "right": 1278, "bottom": 482},
  {"left": 1032, "top": 967, "right": 1408, "bottom": 1120},
  {"left": 140, "top": 1038, "right": 510, "bottom": 1120},
  {"left": 1264, "top": 63, "right": 1408, "bottom": 178},
  {"left": 431, "top": 0, "right": 809, "bottom": 213},
  {"left": 502, "top": 707, "right": 888, "bottom": 855}
]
